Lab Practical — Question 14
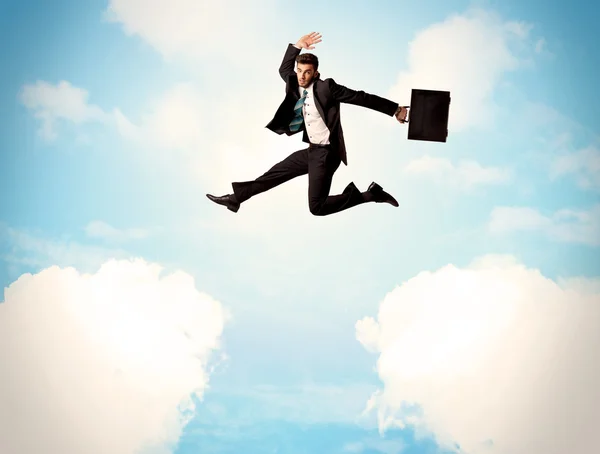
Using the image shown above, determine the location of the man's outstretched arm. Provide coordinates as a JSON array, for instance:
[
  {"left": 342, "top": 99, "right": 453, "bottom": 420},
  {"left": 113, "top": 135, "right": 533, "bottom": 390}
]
[
  {"left": 278, "top": 32, "right": 322, "bottom": 81},
  {"left": 329, "top": 79, "right": 407, "bottom": 122}
]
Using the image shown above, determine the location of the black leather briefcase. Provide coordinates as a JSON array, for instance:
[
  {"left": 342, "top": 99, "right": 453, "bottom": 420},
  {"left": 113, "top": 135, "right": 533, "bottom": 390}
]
[{"left": 405, "top": 89, "right": 451, "bottom": 142}]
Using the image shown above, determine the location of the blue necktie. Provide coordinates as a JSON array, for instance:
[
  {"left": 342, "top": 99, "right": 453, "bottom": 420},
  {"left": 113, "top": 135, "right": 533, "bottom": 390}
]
[{"left": 289, "top": 89, "right": 308, "bottom": 132}]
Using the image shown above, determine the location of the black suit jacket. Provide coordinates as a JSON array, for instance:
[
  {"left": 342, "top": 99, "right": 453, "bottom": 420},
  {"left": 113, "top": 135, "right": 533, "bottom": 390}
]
[{"left": 265, "top": 43, "right": 399, "bottom": 166}]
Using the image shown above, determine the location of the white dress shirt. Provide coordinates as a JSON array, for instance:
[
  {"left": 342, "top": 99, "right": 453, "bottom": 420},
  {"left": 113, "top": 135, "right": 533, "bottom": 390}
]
[{"left": 299, "top": 82, "right": 331, "bottom": 145}]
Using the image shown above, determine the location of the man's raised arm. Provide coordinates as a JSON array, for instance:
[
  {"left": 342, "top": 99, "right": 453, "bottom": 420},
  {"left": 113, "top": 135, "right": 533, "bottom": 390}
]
[{"left": 278, "top": 32, "right": 322, "bottom": 81}]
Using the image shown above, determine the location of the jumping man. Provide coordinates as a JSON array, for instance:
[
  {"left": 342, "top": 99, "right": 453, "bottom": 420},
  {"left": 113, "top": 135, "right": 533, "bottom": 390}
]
[{"left": 206, "top": 32, "right": 408, "bottom": 215}]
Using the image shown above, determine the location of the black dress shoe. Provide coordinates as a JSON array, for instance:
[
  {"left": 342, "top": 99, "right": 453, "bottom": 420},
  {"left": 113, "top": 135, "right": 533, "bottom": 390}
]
[
  {"left": 367, "top": 182, "right": 399, "bottom": 207},
  {"left": 206, "top": 193, "right": 240, "bottom": 212}
]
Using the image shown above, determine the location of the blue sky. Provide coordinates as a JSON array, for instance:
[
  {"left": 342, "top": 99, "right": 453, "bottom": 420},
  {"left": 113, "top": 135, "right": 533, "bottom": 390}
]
[{"left": 1, "top": 1, "right": 599, "bottom": 453}]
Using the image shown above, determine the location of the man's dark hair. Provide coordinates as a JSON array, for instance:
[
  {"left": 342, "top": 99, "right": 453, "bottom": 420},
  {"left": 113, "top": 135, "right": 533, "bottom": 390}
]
[{"left": 296, "top": 53, "right": 319, "bottom": 71}]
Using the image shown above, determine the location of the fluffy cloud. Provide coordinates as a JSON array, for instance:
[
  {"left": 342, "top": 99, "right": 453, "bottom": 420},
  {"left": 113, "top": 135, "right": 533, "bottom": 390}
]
[
  {"left": 0, "top": 258, "right": 228, "bottom": 454},
  {"left": 403, "top": 156, "right": 511, "bottom": 189},
  {"left": 19, "top": 80, "right": 108, "bottom": 140},
  {"left": 20, "top": 80, "right": 206, "bottom": 153},
  {"left": 550, "top": 145, "right": 600, "bottom": 190},
  {"left": 488, "top": 204, "right": 600, "bottom": 246},
  {"left": 104, "top": 0, "right": 278, "bottom": 65},
  {"left": 388, "top": 9, "right": 541, "bottom": 132},
  {"left": 355, "top": 254, "right": 600, "bottom": 454},
  {"left": 1, "top": 224, "right": 130, "bottom": 275}
]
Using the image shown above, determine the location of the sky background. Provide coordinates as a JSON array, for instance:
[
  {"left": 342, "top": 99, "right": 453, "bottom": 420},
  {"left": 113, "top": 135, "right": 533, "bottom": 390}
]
[{"left": 1, "top": 0, "right": 599, "bottom": 453}]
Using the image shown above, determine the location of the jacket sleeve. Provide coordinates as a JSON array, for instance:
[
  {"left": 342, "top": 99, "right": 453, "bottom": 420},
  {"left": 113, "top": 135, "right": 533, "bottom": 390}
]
[
  {"left": 279, "top": 43, "right": 301, "bottom": 81},
  {"left": 328, "top": 78, "right": 399, "bottom": 116}
]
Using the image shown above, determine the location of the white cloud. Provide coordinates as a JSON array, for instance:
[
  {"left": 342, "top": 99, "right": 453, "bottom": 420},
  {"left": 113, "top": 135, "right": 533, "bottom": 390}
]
[
  {"left": 19, "top": 80, "right": 108, "bottom": 140},
  {"left": 104, "top": 0, "right": 278, "bottom": 65},
  {"left": 84, "top": 220, "right": 155, "bottom": 242},
  {"left": 488, "top": 204, "right": 600, "bottom": 246},
  {"left": 355, "top": 254, "right": 600, "bottom": 454},
  {"left": 488, "top": 206, "right": 552, "bottom": 232},
  {"left": 520, "top": 102, "right": 585, "bottom": 135},
  {"left": 343, "top": 438, "right": 405, "bottom": 454},
  {"left": 503, "top": 21, "right": 533, "bottom": 39},
  {"left": 0, "top": 258, "right": 228, "bottom": 454},
  {"left": 20, "top": 80, "right": 207, "bottom": 155},
  {"left": 1, "top": 224, "right": 130, "bottom": 274},
  {"left": 534, "top": 37, "right": 546, "bottom": 54},
  {"left": 404, "top": 156, "right": 511, "bottom": 189},
  {"left": 550, "top": 145, "right": 600, "bottom": 190},
  {"left": 516, "top": 102, "right": 598, "bottom": 190},
  {"left": 388, "top": 9, "right": 541, "bottom": 132}
]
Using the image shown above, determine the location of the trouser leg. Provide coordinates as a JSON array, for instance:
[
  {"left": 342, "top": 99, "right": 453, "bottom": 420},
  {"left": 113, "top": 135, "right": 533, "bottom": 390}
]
[
  {"left": 231, "top": 148, "right": 309, "bottom": 203},
  {"left": 307, "top": 145, "right": 367, "bottom": 216}
]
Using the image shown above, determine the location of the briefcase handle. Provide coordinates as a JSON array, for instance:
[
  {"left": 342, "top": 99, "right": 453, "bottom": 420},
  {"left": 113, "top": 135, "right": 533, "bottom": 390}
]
[{"left": 399, "top": 105, "right": 410, "bottom": 124}]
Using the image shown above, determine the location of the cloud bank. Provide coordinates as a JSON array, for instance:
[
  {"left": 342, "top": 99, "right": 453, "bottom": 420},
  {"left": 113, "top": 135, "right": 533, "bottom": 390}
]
[
  {"left": 356, "top": 254, "right": 600, "bottom": 454},
  {"left": 0, "top": 259, "right": 228, "bottom": 454}
]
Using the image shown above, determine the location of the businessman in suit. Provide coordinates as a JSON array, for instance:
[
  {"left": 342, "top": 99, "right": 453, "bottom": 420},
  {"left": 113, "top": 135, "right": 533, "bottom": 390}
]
[{"left": 206, "top": 32, "right": 408, "bottom": 216}]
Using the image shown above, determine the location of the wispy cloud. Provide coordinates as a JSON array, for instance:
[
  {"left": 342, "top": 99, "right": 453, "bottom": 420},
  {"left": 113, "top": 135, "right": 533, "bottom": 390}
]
[
  {"left": 19, "top": 80, "right": 207, "bottom": 154},
  {"left": 1, "top": 224, "right": 130, "bottom": 275},
  {"left": 343, "top": 438, "right": 405, "bottom": 454},
  {"left": 516, "top": 102, "right": 600, "bottom": 191},
  {"left": 84, "top": 220, "right": 158, "bottom": 243},
  {"left": 18, "top": 80, "right": 108, "bottom": 140},
  {"left": 403, "top": 156, "right": 512, "bottom": 190},
  {"left": 103, "top": 0, "right": 280, "bottom": 66},
  {"left": 488, "top": 204, "right": 600, "bottom": 246},
  {"left": 550, "top": 145, "right": 600, "bottom": 191}
]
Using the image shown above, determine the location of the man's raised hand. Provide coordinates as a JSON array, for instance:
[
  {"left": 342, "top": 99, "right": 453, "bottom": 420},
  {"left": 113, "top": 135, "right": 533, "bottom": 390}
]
[{"left": 296, "top": 32, "right": 322, "bottom": 50}]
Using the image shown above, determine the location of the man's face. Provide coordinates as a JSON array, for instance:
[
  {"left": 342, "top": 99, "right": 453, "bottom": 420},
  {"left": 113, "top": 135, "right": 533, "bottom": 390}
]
[{"left": 296, "top": 63, "right": 316, "bottom": 88}]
